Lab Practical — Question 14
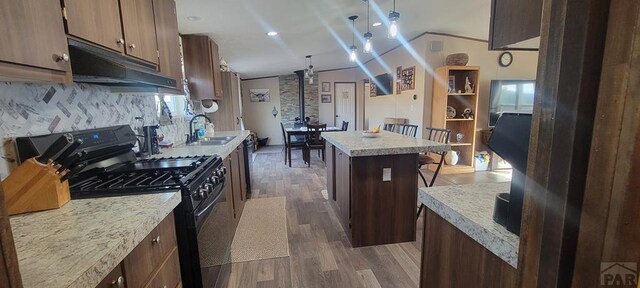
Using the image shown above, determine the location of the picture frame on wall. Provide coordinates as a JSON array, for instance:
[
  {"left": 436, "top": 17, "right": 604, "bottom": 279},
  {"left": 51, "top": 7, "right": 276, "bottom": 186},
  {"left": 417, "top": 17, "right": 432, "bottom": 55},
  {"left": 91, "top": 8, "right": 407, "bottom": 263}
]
[
  {"left": 396, "top": 66, "right": 402, "bottom": 95},
  {"left": 401, "top": 66, "right": 416, "bottom": 91},
  {"left": 249, "top": 89, "right": 271, "bottom": 102},
  {"left": 321, "top": 94, "right": 331, "bottom": 103},
  {"left": 322, "top": 82, "right": 331, "bottom": 92}
]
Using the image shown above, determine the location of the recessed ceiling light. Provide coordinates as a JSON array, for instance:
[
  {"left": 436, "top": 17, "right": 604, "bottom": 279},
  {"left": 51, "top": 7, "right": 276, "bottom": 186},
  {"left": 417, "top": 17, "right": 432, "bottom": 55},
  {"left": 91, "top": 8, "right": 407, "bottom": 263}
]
[
  {"left": 186, "top": 16, "right": 201, "bottom": 21},
  {"left": 267, "top": 31, "right": 278, "bottom": 36},
  {"left": 372, "top": 22, "right": 382, "bottom": 27}
]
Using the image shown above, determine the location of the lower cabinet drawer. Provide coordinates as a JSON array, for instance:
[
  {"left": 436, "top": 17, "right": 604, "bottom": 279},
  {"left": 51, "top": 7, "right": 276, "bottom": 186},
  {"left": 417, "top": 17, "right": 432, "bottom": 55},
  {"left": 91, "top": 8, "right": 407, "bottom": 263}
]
[
  {"left": 145, "top": 247, "right": 181, "bottom": 288},
  {"left": 123, "top": 212, "right": 177, "bottom": 288},
  {"left": 96, "top": 264, "right": 125, "bottom": 288}
]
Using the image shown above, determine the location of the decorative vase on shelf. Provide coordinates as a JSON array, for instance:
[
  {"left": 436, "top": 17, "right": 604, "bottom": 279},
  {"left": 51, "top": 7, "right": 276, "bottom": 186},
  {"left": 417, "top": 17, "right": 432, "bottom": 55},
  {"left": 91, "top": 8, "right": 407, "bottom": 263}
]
[
  {"left": 456, "top": 133, "right": 464, "bottom": 143},
  {"left": 445, "top": 151, "right": 460, "bottom": 165}
]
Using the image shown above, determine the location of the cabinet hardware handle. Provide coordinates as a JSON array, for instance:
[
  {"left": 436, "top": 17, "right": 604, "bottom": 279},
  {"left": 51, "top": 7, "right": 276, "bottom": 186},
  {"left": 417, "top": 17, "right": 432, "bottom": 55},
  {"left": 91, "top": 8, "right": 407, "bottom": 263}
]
[
  {"left": 55, "top": 53, "right": 70, "bottom": 63},
  {"left": 116, "top": 39, "right": 125, "bottom": 46},
  {"left": 111, "top": 276, "right": 124, "bottom": 288},
  {"left": 151, "top": 235, "right": 160, "bottom": 244},
  {"left": 128, "top": 43, "right": 136, "bottom": 50}
]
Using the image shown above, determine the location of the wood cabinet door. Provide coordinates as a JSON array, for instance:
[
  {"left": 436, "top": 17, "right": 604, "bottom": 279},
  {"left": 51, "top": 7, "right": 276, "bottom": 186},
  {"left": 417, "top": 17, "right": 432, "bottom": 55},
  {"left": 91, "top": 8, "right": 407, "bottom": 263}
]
[
  {"left": 96, "top": 264, "right": 125, "bottom": 288},
  {"left": 335, "top": 150, "right": 351, "bottom": 231},
  {"left": 209, "top": 39, "right": 223, "bottom": 100},
  {"left": 152, "top": 0, "right": 182, "bottom": 91},
  {"left": 63, "top": 0, "right": 124, "bottom": 53},
  {"left": 237, "top": 145, "right": 247, "bottom": 199},
  {"left": 230, "top": 73, "right": 242, "bottom": 130},
  {"left": 326, "top": 144, "right": 335, "bottom": 201},
  {"left": 223, "top": 156, "right": 237, "bottom": 236},
  {"left": 120, "top": 0, "right": 158, "bottom": 64},
  {"left": 123, "top": 212, "right": 177, "bottom": 288},
  {"left": 182, "top": 35, "right": 214, "bottom": 101},
  {"left": 230, "top": 149, "right": 244, "bottom": 227},
  {"left": 0, "top": 0, "right": 70, "bottom": 72},
  {"left": 145, "top": 247, "right": 181, "bottom": 288}
]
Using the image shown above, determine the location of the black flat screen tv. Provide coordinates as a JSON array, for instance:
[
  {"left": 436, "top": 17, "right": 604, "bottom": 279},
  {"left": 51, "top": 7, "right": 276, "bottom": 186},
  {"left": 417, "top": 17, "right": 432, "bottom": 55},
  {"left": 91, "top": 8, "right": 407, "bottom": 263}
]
[
  {"left": 489, "top": 80, "right": 536, "bottom": 127},
  {"left": 373, "top": 73, "right": 393, "bottom": 96}
]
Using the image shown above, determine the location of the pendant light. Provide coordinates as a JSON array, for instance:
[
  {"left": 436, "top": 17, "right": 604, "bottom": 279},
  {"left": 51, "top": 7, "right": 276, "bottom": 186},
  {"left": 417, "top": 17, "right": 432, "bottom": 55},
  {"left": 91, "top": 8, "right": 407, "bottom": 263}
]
[
  {"left": 348, "top": 15, "right": 358, "bottom": 62},
  {"left": 304, "top": 55, "right": 314, "bottom": 84},
  {"left": 388, "top": 0, "right": 400, "bottom": 39},
  {"left": 363, "top": 0, "right": 372, "bottom": 53}
]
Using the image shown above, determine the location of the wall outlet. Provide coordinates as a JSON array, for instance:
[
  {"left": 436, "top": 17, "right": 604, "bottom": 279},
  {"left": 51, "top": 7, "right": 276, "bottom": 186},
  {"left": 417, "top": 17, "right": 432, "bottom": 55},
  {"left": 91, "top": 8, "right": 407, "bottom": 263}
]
[{"left": 383, "top": 168, "right": 392, "bottom": 181}]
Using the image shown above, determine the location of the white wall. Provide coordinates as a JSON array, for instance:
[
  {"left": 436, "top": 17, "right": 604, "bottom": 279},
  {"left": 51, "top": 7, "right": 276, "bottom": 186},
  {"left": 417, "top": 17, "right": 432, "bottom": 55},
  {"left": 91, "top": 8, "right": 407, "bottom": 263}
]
[
  {"left": 241, "top": 77, "right": 284, "bottom": 145},
  {"left": 359, "top": 33, "right": 538, "bottom": 139},
  {"left": 317, "top": 68, "right": 361, "bottom": 127}
]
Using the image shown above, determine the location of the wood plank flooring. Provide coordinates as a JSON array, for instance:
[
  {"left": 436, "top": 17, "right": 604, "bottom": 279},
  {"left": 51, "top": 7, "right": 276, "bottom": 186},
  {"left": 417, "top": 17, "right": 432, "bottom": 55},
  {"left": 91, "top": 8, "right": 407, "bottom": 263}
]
[{"left": 215, "top": 148, "right": 511, "bottom": 288}]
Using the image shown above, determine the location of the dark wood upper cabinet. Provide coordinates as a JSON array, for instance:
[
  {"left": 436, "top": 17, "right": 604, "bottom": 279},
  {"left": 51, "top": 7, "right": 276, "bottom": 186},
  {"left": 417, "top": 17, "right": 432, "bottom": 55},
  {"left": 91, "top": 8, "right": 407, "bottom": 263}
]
[
  {"left": 120, "top": 0, "right": 159, "bottom": 64},
  {"left": 182, "top": 34, "right": 223, "bottom": 101},
  {"left": 63, "top": 0, "right": 125, "bottom": 53},
  {"left": 153, "top": 0, "right": 183, "bottom": 93},
  {"left": 0, "top": 0, "right": 71, "bottom": 83},
  {"left": 210, "top": 39, "right": 223, "bottom": 99},
  {"left": 489, "top": 0, "right": 542, "bottom": 50}
]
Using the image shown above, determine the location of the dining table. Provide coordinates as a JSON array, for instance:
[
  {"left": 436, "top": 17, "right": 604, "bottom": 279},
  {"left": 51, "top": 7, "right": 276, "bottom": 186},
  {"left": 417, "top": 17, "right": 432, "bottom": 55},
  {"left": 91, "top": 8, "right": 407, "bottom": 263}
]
[{"left": 284, "top": 125, "right": 342, "bottom": 167}]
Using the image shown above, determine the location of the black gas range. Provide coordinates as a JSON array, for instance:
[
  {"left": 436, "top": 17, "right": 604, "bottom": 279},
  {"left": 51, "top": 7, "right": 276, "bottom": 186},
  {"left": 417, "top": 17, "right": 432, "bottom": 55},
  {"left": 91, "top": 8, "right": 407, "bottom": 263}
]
[{"left": 15, "top": 125, "right": 231, "bottom": 288}]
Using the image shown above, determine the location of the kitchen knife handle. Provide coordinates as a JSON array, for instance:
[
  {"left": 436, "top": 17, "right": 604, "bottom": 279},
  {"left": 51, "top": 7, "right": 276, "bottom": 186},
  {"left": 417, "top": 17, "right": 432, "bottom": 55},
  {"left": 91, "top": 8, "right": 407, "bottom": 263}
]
[
  {"left": 35, "top": 134, "right": 73, "bottom": 164},
  {"left": 52, "top": 139, "right": 83, "bottom": 165},
  {"left": 57, "top": 150, "right": 87, "bottom": 173},
  {"left": 60, "top": 162, "right": 87, "bottom": 182}
]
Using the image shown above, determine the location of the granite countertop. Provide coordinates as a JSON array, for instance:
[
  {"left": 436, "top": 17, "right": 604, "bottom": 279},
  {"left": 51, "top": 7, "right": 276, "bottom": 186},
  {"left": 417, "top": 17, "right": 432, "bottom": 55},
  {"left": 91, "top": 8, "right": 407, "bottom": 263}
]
[
  {"left": 418, "top": 182, "right": 519, "bottom": 268},
  {"left": 10, "top": 192, "right": 181, "bottom": 288},
  {"left": 322, "top": 131, "right": 450, "bottom": 157},
  {"left": 156, "top": 130, "right": 250, "bottom": 159}
]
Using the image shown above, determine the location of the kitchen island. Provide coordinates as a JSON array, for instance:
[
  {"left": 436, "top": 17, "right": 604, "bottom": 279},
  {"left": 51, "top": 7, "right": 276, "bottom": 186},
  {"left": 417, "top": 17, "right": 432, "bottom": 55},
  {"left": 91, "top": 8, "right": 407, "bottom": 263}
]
[
  {"left": 418, "top": 182, "right": 518, "bottom": 287},
  {"left": 322, "top": 131, "right": 449, "bottom": 247}
]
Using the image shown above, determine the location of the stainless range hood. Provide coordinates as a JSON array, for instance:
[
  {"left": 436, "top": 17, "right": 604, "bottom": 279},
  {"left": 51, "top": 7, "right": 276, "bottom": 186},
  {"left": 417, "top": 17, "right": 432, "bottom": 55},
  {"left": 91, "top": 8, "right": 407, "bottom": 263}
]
[{"left": 68, "top": 39, "right": 177, "bottom": 89}]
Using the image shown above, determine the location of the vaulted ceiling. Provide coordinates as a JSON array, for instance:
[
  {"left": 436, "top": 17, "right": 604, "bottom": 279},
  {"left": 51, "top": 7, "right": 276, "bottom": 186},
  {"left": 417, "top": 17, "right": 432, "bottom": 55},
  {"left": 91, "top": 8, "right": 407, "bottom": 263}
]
[{"left": 176, "top": 0, "right": 492, "bottom": 78}]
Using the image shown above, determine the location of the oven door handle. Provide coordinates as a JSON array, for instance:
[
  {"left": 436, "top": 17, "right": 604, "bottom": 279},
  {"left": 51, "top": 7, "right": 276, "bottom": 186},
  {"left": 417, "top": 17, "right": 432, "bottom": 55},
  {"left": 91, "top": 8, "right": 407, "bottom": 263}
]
[{"left": 194, "top": 187, "right": 224, "bottom": 221}]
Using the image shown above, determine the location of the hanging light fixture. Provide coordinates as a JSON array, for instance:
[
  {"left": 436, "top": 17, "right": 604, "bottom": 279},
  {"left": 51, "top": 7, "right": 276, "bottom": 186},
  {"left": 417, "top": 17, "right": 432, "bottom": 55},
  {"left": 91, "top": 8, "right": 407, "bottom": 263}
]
[
  {"left": 388, "top": 0, "right": 400, "bottom": 39},
  {"left": 363, "top": 0, "right": 372, "bottom": 53},
  {"left": 304, "top": 55, "right": 314, "bottom": 84},
  {"left": 348, "top": 15, "right": 358, "bottom": 62}
]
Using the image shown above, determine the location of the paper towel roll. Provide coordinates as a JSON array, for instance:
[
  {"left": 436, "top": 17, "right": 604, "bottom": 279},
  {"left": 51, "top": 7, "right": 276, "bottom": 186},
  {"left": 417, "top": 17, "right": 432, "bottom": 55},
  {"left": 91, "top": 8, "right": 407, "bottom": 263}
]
[{"left": 201, "top": 100, "right": 219, "bottom": 113}]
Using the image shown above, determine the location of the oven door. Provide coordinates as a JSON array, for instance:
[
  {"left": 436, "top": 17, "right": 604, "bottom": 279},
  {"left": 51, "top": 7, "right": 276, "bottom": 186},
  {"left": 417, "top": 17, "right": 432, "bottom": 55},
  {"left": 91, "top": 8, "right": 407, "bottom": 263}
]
[{"left": 194, "top": 183, "right": 231, "bottom": 287}]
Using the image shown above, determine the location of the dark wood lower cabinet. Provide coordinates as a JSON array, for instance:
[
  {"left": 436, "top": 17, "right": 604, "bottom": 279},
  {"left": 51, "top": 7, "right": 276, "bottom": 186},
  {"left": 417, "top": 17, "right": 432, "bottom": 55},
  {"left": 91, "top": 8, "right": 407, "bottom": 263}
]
[
  {"left": 330, "top": 148, "right": 418, "bottom": 247},
  {"left": 420, "top": 209, "right": 516, "bottom": 287},
  {"left": 96, "top": 264, "right": 125, "bottom": 288},
  {"left": 119, "top": 212, "right": 181, "bottom": 288}
]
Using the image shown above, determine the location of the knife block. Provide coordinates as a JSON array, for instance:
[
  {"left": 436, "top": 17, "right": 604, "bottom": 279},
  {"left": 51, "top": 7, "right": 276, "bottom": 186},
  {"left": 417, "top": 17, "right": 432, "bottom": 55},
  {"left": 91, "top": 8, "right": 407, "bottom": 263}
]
[{"left": 2, "top": 158, "right": 70, "bottom": 215}]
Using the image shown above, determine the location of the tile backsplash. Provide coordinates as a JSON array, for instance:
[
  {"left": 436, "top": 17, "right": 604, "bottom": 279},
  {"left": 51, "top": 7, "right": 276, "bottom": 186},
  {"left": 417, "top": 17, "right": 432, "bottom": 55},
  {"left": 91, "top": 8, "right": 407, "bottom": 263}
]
[{"left": 0, "top": 82, "right": 191, "bottom": 179}]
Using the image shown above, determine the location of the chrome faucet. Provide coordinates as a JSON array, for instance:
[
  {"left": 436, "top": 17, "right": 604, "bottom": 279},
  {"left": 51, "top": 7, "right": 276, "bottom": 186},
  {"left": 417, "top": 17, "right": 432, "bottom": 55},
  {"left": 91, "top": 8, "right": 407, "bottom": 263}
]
[{"left": 188, "top": 114, "right": 212, "bottom": 144}]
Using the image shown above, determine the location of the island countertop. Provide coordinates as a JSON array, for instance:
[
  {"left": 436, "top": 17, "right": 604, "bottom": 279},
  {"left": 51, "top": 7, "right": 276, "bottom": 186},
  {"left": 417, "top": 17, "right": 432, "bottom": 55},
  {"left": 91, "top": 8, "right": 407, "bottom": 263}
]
[
  {"left": 10, "top": 192, "right": 181, "bottom": 288},
  {"left": 418, "top": 182, "right": 519, "bottom": 268},
  {"left": 156, "top": 130, "right": 250, "bottom": 159},
  {"left": 322, "top": 131, "right": 450, "bottom": 157}
]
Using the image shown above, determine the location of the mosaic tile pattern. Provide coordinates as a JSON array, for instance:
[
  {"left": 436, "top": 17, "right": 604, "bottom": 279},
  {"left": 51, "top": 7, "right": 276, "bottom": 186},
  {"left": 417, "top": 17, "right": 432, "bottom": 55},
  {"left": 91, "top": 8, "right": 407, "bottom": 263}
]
[{"left": 0, "top": 83, "right": 191, "bottom": 179}]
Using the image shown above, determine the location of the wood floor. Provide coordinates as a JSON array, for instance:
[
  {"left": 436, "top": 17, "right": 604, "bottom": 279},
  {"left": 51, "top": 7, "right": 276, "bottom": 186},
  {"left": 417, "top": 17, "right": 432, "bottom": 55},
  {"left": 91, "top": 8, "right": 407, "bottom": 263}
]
[{"left": 215, "top": 147, "right": 511, "bottom": 288}]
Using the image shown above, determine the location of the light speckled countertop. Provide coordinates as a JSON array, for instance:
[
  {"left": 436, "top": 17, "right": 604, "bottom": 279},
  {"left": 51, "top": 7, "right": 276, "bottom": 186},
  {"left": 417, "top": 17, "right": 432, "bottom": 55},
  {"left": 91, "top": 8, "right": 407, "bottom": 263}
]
[
  {"left": 322, "top": 131, "right": 450, "bottom": 157},
  {"left": 418, "top": 182, "right": 519, "bottom": 268},
  {"left": 156, "top": 130, "right": 250, "bottom": 159},
  {"left": 10, "top": 192, "right": 181, "bottom": 288}
]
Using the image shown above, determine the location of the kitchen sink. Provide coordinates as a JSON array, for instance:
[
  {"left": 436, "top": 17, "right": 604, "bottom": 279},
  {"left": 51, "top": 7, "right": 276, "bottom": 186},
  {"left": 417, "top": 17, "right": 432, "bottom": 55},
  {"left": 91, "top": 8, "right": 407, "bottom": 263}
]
[{"left": 188, "top": 136, "right": 237, "bottom": 146}]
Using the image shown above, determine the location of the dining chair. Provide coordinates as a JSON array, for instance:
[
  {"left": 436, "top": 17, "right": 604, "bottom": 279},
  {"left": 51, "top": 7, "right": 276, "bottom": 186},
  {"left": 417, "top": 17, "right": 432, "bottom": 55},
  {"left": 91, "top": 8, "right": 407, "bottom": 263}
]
[
  {"left": 303, "top": 123, "right": 327, "bottom": 167},
  {"left": 383, "top": 123, "right": 396, "bottom": 132},
  {"left": 280, "top": 122, "right": 305, "bottom": 167},
  {"left": 417, "top": 127, "right": 451, "bottom": 219},
  {"left": 341, "top": 121, "right": 349, "bottom": 131},
  {"left": 399, "top": 124, "right": 418, "bottom": 137}
]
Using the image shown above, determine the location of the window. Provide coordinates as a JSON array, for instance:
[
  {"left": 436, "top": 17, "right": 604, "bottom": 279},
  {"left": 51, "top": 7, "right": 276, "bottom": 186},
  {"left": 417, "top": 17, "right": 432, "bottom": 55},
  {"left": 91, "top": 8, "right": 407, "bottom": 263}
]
[{"left": 155, "top": 94, "right": 189, "bottom": 117}]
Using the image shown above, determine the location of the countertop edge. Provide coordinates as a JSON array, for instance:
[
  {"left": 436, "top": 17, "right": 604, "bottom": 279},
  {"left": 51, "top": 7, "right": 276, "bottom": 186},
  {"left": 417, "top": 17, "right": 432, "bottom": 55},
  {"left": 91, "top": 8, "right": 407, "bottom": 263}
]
[
  {"left": 323, "top": 132, "right": 449, "bottom": 157},
  {"left": 68, "top": 192, "right": 181, "bottom": 288},
  {"left": 418, "top": 188, "right": 518, "bottom": 268}
]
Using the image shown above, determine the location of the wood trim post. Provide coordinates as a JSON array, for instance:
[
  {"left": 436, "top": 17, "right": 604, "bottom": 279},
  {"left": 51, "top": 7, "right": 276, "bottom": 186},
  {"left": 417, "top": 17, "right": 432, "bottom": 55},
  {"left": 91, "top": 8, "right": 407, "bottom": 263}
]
[{"left": 517, "top": 0, "right": 610, "bottom": 286}]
